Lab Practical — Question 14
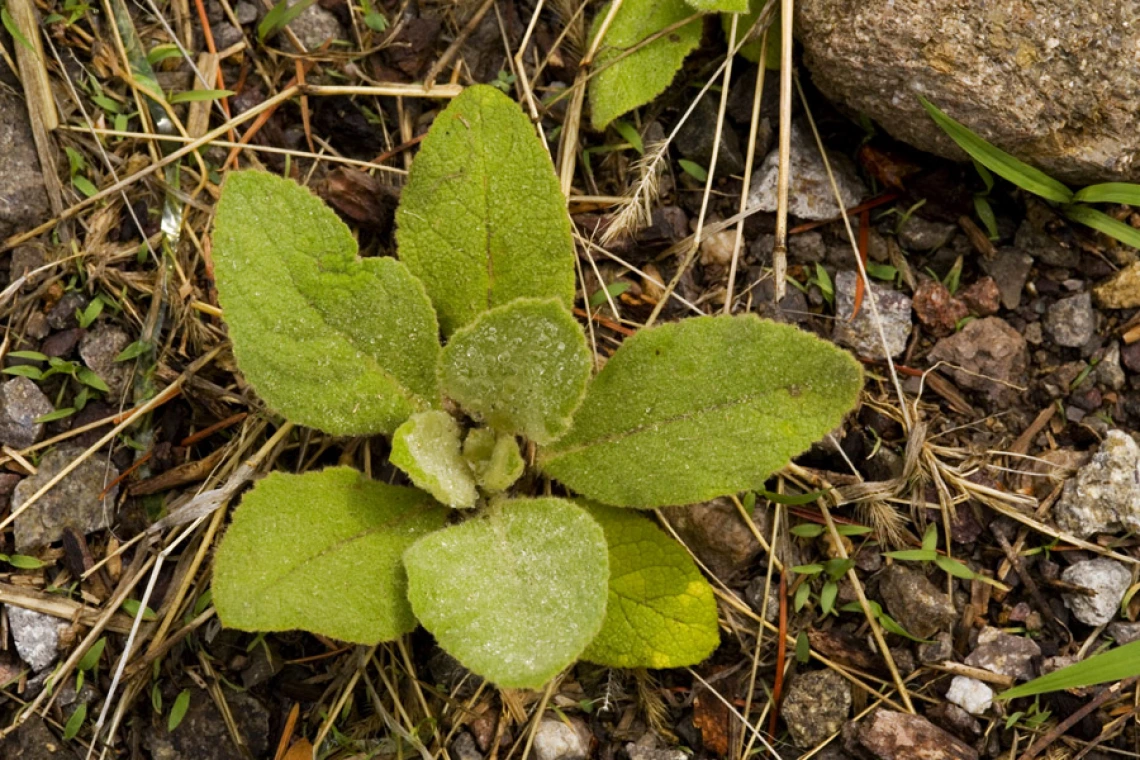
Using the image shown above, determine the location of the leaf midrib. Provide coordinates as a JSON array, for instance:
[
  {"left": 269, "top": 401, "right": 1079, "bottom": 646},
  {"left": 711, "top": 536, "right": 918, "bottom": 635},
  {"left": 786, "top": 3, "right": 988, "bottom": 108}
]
[
  {"left": 283, "top": 259, "right": 431, "bottom": 411},
  {"left": 541, "top": 387, "right": 795, "bottom": 463},
  {"left": 248, "top": 504, "right": 431, "bottom": 595}
]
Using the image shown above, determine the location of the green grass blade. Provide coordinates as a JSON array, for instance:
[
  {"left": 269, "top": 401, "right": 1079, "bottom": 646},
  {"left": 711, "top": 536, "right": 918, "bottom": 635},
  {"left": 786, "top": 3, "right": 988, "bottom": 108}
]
[
  {"left": 1062, "top": 204, "right": 1140, "bottom": 249},
  {"left": 1001, "top": 639, "right": 1140, "bottom": 700},
  {"left": 919, "top": 97, "right": 1073, "bottom": 204},
  {"left": 1073, "top": 182, "right": 1140, "bottom": 205}
]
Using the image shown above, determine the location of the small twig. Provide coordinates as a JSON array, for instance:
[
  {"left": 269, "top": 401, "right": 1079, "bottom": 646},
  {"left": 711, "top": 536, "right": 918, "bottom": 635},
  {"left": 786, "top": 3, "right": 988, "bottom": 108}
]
[
  {"left": 423, "top": 0, "right": 496, "bottom": 88},
  {"left": 1017, "top": 677, "right": 1138, "bottom": 760}
]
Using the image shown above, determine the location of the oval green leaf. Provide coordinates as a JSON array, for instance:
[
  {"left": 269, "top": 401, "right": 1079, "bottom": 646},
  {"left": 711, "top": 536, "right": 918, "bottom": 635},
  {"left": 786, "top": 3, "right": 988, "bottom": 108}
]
[
  {"left": 440, "top": 298, "right": 591, "bottom": 444},
  {"left": 168, "top": 689, "right": 191, "bottom": 732},
  {"left": 214, "top": 467, "right": 448, "bottom": 643},
  {"left": 390, "top": 410, "right": 478, "bottom": 509},
  {"left": 919, "top": 97, "right": 1073, "bottom": 204},
  {"left": 213, "top": 170, "right": 441, "bottom": 435},
  {"left": 580, "top": 504, "right": 719, "bottom": 668},
  {"left": 538, "top": 315, "right": 862, "bottom": 507},
  {"left": 396, "top": 86, "right": 575, "bottom": 335},
  {"left": 403, "top": 498, "right": 609, "bottom": 688},
  {"left": 588, "top": 0, "right": 703, "bottom": 131}
]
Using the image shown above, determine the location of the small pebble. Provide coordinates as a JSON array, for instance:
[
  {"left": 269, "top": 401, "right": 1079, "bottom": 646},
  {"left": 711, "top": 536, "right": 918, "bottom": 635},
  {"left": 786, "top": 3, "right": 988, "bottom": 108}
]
[
  {"left": 945, "top": 676, "right": 993, "bottom": 716},
  {"left": 1062, "top": 558, "right": 1130, "bottom": 626}
]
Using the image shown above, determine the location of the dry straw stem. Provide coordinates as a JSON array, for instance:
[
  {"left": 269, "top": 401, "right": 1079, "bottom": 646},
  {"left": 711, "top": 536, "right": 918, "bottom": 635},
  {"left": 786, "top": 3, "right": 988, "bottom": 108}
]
[
  {"left": 0, "top": 81, "right": 462, "bottom": 253},
  {"left": 793, "top": 76, "right": 915, "bottom": 438},
  {"left": 770, "top": 0, "right": 795, "bottom": 301},
  {"left": 723, "top": 21, "right": 772, "bottom": 314},
  {"left": 818, "top": 500, "right": 916, "bottom": 714}
]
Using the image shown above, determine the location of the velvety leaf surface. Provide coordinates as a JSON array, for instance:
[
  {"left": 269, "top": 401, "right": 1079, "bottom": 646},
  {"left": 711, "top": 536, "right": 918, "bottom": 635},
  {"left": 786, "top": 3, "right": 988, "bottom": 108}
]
[
  {"left": 390, "top": 411, "right": 478, "bottom": 508},
  {"left": 403, "top": 498, "right": 608, "bottom": 688},
  {"left": 463, "top": 428, "right": 525, "bottom": 493},
  {"left": 213, "top": 467, "right": 448, "bottom": 643},
  {"left": 440, "top": 299, "right": 590, "bottom": 444},
  {"left": 581, "top": 504, "right": 719, "bottom": 668},
  {"left": 588, "top": 0, "right": 703, "bottom": 131},
  {"left": 687, "top": 0, "right": 748, "bottom": 12},
  {"left": 539, "top": 315, "right": 862, "bottom": 507},
  {"left": 396, "top": 86, "right": 575, "bottom": 335},
  {"left": 213, "top": 171, "right": 440, "bottom": 435}
]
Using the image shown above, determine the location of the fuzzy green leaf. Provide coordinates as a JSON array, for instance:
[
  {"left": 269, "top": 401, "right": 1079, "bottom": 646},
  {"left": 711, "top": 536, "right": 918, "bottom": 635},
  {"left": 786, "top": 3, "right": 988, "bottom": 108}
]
[
  {"left": 213, "top": 171, "right": 441, "bottom": 435},
  {"left": 1001, "top": 639, "right": 1140, "bottom": 700},
  {"left": 396, "top": 86, "right": 575, "bottom": 335},
  {"left": 404, "top": 498, "right": 608, "bottom": 688},
  {"left": 539, "top": 315, "right": 862, "bottom": 507},
  {"left": 214, "top": 467, "right": 448, "bottom": 643},
  {"left": 390, "top": 411, "right": 478, "bottom": 508},
  {"left": 463, "top": 428, "right": 525, "bottom": 493},
  {"left": 581, "top": 504, "right": 719, "bottom": 668},
  {"left": 588, "top": 0, "right": 703, "bottom": 131},
  {"left": 440, "top": 298, "right": 590, "bottom": 444},
  {"left": 688, "top": 0, "right": 748, "bottom": 11}
]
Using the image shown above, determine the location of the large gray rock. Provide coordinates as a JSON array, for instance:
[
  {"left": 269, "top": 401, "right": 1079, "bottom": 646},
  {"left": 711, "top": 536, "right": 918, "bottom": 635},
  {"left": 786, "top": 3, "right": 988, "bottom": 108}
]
[
  {"left": 11, "top": 445, "right": 119, "bottom": 551},
  {"left": 0, "top": 90, "right": 50, "bottom": 240},
  {"left": 1053, "top": 431, "right": 1140, "bottom": 538},
  {"left": 796, "top": 0, "right": 1140, "bottom": 184}
]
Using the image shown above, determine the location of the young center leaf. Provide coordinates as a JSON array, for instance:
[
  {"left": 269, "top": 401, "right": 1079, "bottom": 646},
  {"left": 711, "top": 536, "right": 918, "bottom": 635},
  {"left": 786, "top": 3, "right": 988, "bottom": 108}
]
[
  {"left": 390, "top": 410, "right": 478, "bottom": 509},
  {"left": 588, "top": 0, "right": 703, "bottom": 131},
  {"left": 213, "top": 467, "right": 448, "bottom": 643},
  {"left": 403, "top": 498, "right": 609, "bottom": 688},
  {"left": 538, "top": 315, "right": 862, "bottom": 507},
  {"left": 396, "top": 86, "right": 575, "bottom": 335},
  {"left": 213, "top": 171, "right": 440, "bottom": 435},
  {"left": 463, "top": 428, "right": 525, "bottom": 493},
  {"left": 581, "top": 504, "right": 719, "bottom": 668},
  {"left": 440, "top": 299, "right": 591, "bottom": 444}
]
